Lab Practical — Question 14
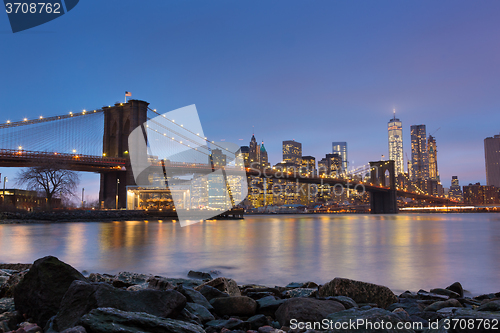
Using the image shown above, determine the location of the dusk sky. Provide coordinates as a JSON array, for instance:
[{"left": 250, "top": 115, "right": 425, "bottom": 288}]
[{"left": 1, "top": 0, "right": 500, "bottom": 201}]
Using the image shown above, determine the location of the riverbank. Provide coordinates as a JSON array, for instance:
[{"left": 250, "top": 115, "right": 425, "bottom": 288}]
[{"left": 1, "top": 257, "right": 500, "bottom": 333}]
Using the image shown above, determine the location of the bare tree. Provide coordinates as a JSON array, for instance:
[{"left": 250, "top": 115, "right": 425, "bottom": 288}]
[{"left": 16, "top": 163, "right": 80, "bottom": 209}]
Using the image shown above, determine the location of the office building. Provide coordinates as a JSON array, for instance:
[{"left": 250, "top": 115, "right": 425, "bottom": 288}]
[
  {"left": 332, "top": 142, "right": 347, "bottom": 172},
  {"left": 428, "top": 135, "right": 439, "bottom": 181},
  {"left": 484, "top": 134, "right": 500, "bottom": 187},
  {"left": 259, "top": 142, "right": 269, "bottom": 168},
  {"left": 388, "top": 111, "right": 404, "bottom": 175},
  {"left": 448, "top": 176, "right": 463, "bottom": 201},
  {"left": 240, "top": 146, "right": 249, "bottom": 167},
  {"left": 249, "top": 134, "right": 260, "bottom": 167},
  {"left": 283, "top": 140, "right": 302, "bottom": 165},
  {"left": 301, "top": 156, "right": 316, "bottom": 177},
  {"left": 410, "top": 125, "right": 429, "bottom": 181}
]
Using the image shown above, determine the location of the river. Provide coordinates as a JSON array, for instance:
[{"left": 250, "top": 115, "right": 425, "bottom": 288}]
[{"left": 1, "top": 213, "right": 499, "bottom": 296}]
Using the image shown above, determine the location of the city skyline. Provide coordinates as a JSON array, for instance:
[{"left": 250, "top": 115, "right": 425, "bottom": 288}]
[{"left": 2, "top": 0, "right": 500, "bottom": 199}]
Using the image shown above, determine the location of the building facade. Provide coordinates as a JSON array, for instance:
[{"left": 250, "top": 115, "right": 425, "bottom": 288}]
[
  {"left": 484, "top": 134, "right": 500, "bottom": 187},
  {"left": 410, "top": 124, "right": 429, "bottom": 181},
  {"left": 463, "top": 183, "right": 499, "bottom": 206},
  {"left": 332, "top": 142, "right": 347, "bottom": 173},
  {"left": 428, "top": 135, "right": 439, "bottom": 181},
  {"left": 388, "top": 113, "right": 404, "bottom": 175},
  {"left": 283, "top": 140, "right": 302, "bottom": 166},
  {"left": 448, "top": 176, "right": 463, "bottom": 201}
]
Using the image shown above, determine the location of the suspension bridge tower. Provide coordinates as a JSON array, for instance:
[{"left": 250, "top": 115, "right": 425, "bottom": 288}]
[
  {"left": 99, "top": 100, "right": 149, "bottom": 208},
  {"left": 369, "top": 160, "right": 398, "bottom": 214}
]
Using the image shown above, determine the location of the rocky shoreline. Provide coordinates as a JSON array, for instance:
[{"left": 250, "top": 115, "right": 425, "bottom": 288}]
[{"left": 1, "top": 257, "right": 500, "bottom": 333}]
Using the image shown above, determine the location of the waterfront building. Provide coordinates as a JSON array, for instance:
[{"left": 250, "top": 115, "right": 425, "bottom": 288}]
[
  {"left": 240, "top": 146, "right": 250, "bottom": 167},
  {"left": 448, "top": 176, "right": 463, "bottom": 201},
  {"left": 332, "top": 142, "right": 348, "bottom": 172},
  {"left": 484, "top": 134, "right": 500, "bottom": 187},
  {"left": 283, "top": 140, "right": 302, "bottom": 166},
  {"left": 388, "top": 111, "right": 404, "bottom": 175},
  {"left": 428, "top": 135, "right": 439, "bottom": 181},
  {"left": 410, "top": 124, "right": 429, "bottom": 181},
  {"left": 463, "top": 183, "right": 499, "bottom": 206}
]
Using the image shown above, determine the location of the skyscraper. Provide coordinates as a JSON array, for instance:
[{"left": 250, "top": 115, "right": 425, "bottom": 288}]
[
  {"left": 301, "top": 156, "right": 316, "bottom": 177},
  {"left": 387, "top": 111, "right": 404, "bottom": 175},
  {"left": 283, "top": 140, "right": 302, "bottom": 165},
  {"left": 428, "top": 135, "right": 439, "bottom": 181},
  {"left": 410, "top": 125, "right": 429, "bottom": 181},
  {"left": 259, "top": 141, "right": 269, "bottom": 168},
  {"left": 249, "top": 134, "right": 260, "bottom": 167},
  {"left": 332, "top": 142, "right": 347, "bottom": 172},
  {"left": 484, "top": 134, "right": 500, "bottom": 187},
  {"left": 448, "top": 176, "right": 463, "bottom": 201}
]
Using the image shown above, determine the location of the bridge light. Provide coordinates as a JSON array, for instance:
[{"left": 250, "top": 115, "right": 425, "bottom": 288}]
[
  {"left": 54, "top": 152, "right": 57, "bottom": 155},
  {"left": 39, "top": 116, "right": 43, "bottom": 119},
  {"left": 6, "top": 120, "right": 10, "bottom": 124},
  {"left": 18, "top": 146, "right": 22, "bottom": 150},
  {"left": 73, "top": 149, "right": 76, "bottom": 153},
  {"left": 154, "top": 109, "right": 156, "bottom": 111},
  {"left": 181, "top": 124, "right": 183, "bottom": 127},
  {"left": 23, "top": 118, "right": 27, "bottom": 121}
]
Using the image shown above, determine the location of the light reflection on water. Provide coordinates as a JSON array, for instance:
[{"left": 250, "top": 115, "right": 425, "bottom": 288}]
[{"left": 0, "top": 213, "right": 499, "bottom": 295}]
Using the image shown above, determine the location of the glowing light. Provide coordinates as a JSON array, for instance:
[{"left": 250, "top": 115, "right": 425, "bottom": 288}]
[
  {"left": 39, "top": 116, "right": 43, "bottom": 119},
  {"left": 18, "top": 146, "right": 22, "bottom": 150},
  {"left": 103, "top": 153, "right": 106, "bottom": 157},
  {"left": 72, "top": 149, "right": 76, "bottom": 153},
  {"left": 23, "top": 118, "right": 27, "bottom": 121},
  {"left": 6, "top": 120, "right": 10, "bottom": 124}
]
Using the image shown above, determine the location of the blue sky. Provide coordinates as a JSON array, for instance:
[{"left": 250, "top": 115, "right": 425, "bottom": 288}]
[{"left": 1, "top": 0, "right": 499, "bottom": 201}]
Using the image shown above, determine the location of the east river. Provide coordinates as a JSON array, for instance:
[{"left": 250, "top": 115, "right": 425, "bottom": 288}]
[{"left": 1, "top": 213, "right": 499, "bottom": 295}]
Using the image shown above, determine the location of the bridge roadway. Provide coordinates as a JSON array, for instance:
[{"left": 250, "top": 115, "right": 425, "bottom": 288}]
[{"left": 0, "top": 151, "right": 457, "bottom": 205}]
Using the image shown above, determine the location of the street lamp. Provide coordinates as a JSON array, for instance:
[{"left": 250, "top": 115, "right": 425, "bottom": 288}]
[{"left": 116, "top": 179, "right": 120, "bottom": 209}]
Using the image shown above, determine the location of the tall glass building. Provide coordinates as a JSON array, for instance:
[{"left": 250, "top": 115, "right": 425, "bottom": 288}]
[
  {"left": 428, "top": 135, "right": 439, "bottom": 181},
  {"left": 387, "top": 112, "right": 404, "bottom": 175},
  {"left": 410, "top": 124, "right": 429, "bottom": 181},
  {"left": 332, "top": 142, "right": 347, "bottom": 172}
]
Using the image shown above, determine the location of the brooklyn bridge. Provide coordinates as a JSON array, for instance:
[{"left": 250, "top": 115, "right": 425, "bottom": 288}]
[{"left": 0, "top": 100, "right": 457, "bottom": 213}]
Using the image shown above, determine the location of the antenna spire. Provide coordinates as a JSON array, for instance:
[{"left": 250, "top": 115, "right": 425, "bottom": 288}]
[{"left": 393, "top": 108, "right": 396, "bottom": 120}]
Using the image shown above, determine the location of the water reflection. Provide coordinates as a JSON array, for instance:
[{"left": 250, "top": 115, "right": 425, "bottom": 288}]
[{"left": 0, "top": 213, "right": 499, "bottom": 295}]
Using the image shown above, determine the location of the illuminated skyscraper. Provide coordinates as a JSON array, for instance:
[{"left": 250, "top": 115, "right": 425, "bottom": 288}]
[
  {"left": 332, "top": 142, "right": 347, "bottom": 172},
  {"left": 448, "top": 176, "right": 463, "bottom": 201},
  {"left": 428, "top": 135, "right": 439, "bottom": 181},
  {"left": 410, "top": 124, "right": 429, "bottom": 181},
  {"left": 387, "top": 111, "right": 404, "bottom": 175},
  {"left": 484, "top": 134, "right": 500, "bottom": 187},
  {"left": 283, "top": 140, "right": 302, "bottom": 165},
  {"left": 301, "top": 156, "right": 316, "bottom": 177},
  {"left": 249, "top": 134, "right": 260, "bottom": 167},
  {"left": 259, "top": 142, "right": 269, "bottom": 168}
]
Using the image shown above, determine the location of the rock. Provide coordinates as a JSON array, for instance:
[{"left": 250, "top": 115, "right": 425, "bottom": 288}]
[
  {"left": 246, "top": 314, "right": 269, "bottom": 330},
  {"left": 275, "top": 298, "right": 345, "bottom": 327},
  {"left": 54, "top": 280, "right": 186, "bottom": 331},
  {"left": 79, "top": 307, "right": 205, "bottom": 333},
  {"left": 424, "top": 299, "right": 462, "bottom": 312},
  {"left": 174, "top": 308, "right": 202, "bottom": 326},
  {"left": 147, "top": 276, "right": 176, "bottom": 291},
  {"left": 60, "top": 326, "right": 87, "bottom": 333},
  {"left": 324, "top": 296, "right": 357, "bottom": 309},
  {"left": 282, "top": 288, "right": 316, "bottom": 298},
  {"left": 185, "top": 303, "right": 215, "bottom": 323},
  {"left": 0, "top": 264, "right": 31, "bottom": 271},
  {"left": 445, "top": 282, "right": 464, "bottom": 298},
  {"left": 417, "top": 290, "right": 449, "bottom": 301},
  {"left": 386, "top": 299, "right": 425, "bottom": 317},
  {"left": 126, "top": 283, "right": 148, "bottom": 291},
  {"left": 478, "top": 300, "right": 500, "bottom": 311},
  {"left": 188, "top": 271, "right": 212, "bottom": 280},
  {"left": 436, "top": 307, "right": 460, "bottom": 316},
  {"left": 256, "top": 296, "right": 286, "bottom": 317},
  {"left": 326, "top": 308, "right": 414, "bottom": 333},
  {"left": 17, "top": 322, "right": 43, "bottom": 333},
  {"left": 87, "top": 273, "right": 113, "bottom": 284},
  {"left": 0, "top": 298, "right": 14, "bottom": 314},
  {"left": 210, "top": 296, "right": 257, "bottom": 317},
  {"left": 430, "top": 288, "right": 460, "bottom": 298},
  {"left": 392, "top": 308, "right": 411, "bottom": 321},
  {"left": 194, "top": 277, "right": 241, "bottom": 296},
  {"left": 246, "top": 292, "right": 276, "bottom": 300},
  {"left": 318, "top": 277, "right": 398, "bottom": 309},
  {"left": 0, "top": 311, "right": 22, "bottom": 332},
  {"left": 148, "top": 276, "right": 202, "bottom": 289},
  {"left": 285, "top": 282, "right": 303, "bottom": 288},
  {"left": 177, "top": 285, "right": 214, "bottom": 310},
  {"left": 475, "top": 293, "right": 497, "bottom": 301},
  {"left": 111, "top": 272, "right": 152, "bottom": 288},
  {"left": 205, "top": 318, "right": 247, "bottom": 331},
  {"left": 14, "top": 256, "right": 87, "bottom": 327},
  {"left": 197, "top": 285, "right": 230, "bottom": 301}
]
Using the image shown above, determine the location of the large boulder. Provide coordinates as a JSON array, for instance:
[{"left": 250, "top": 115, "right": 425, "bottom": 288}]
[
  {"left": 79, "top": 307, "right": 205, "bottom": 333},
  {"left": 176, "top": 285, "right": 213, "bottom": 310},
  {"left": 256, "top": 296, "right": 286, "bottom": 317},
  {"left": 326, "top": 308, "right": 414, "bottom": 333},
  {"left": 194, "top": 277, "right": 241, "bottom": 296},
  {"left": 54, "top": 280, "right": 186, "bottom": 331},
  {"left": 197, "top": 285, "right": 229, "bottom": 301},
  {"left": 210, "top": 296, "right": 257, "bottom": 317},
  {"left": 318, "top": 277, "right": 398, "bottom": 309},
  {"left": 14, "top": 256, "right": 87, "bottom": 327},
  {"left": 445, "top": 282, "right": 464, "bottom": 298},
  {"left": 275, "top": 298, "right": 345, "bottom": 326},
  {"left": 424, "top": 299, "right": 462, "bottom": 312},
  {"left": 185, "top": 303, "right": 215, "bottom": 323}
]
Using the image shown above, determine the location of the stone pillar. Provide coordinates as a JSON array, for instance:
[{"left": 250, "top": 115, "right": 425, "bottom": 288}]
[{"left": 369, "top": 160, "right": 398, "bottom": 214}]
